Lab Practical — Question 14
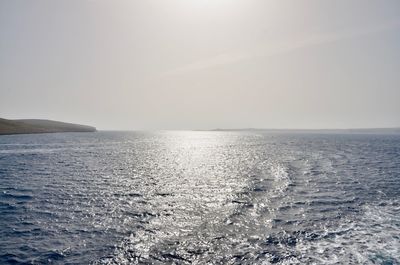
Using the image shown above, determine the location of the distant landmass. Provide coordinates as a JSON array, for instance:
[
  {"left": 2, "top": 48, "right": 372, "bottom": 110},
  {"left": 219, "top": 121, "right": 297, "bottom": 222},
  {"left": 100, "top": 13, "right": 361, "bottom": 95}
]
[
  {"left": 212, "top": 128, "right": 400, "bottom": 134},
  {"left": 0, "top": 118, "right": 96, "bottom": 135}
]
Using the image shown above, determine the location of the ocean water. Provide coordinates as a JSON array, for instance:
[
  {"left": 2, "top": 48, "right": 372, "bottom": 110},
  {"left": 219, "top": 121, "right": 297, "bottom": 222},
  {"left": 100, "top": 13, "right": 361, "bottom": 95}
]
[{"left": 0, "top": 131, "right": 399, "bottom": 264}]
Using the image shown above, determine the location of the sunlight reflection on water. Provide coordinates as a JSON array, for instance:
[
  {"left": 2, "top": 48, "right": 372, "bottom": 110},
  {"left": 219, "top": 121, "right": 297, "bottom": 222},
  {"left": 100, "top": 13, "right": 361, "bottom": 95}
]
[{"left": 0, "top": 132, "right": 399, "bottom": 264}]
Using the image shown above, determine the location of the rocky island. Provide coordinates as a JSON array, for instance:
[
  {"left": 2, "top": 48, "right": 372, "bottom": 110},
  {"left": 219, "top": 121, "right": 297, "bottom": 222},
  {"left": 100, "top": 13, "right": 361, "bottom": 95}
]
[{"left": 0, "top": 118, "right": 96, "bottom": 135}]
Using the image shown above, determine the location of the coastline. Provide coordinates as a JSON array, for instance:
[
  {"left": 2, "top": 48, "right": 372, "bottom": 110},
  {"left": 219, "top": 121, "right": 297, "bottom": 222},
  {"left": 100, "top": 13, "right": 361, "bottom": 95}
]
[{"left": 0, "top": 118, "right": 96, "bottom": 135}]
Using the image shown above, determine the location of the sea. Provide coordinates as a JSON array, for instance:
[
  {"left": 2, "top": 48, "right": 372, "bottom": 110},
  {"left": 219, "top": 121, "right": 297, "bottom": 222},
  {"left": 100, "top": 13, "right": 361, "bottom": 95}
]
[{"left": 0, "top": 131, "right": 399, "bottom": 264}]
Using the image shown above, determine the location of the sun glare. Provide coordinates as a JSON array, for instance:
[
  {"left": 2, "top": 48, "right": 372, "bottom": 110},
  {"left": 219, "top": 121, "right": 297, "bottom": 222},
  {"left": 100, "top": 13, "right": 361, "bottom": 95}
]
[{"left": 180, "top": 0, "right": 238, "bottom": 10}]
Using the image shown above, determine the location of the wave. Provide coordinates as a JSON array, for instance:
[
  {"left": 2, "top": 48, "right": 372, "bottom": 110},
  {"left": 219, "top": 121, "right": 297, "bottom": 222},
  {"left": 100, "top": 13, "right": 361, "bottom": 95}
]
[
  {"left": 269, "top": 163, "right": 292, "bottom": 197},
  {"left": 290, "top": 200, "right": 400, "bottom": 264}
]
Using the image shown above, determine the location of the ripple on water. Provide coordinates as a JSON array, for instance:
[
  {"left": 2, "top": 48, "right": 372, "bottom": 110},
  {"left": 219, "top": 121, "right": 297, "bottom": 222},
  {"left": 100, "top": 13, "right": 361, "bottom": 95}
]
[{"left": 0, "top": 132, "right": 399, "bottom": 264}]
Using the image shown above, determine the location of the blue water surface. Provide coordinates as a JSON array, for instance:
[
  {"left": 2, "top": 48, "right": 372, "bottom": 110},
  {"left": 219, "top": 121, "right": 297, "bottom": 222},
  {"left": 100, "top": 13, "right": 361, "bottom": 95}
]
[{"left": 0, "top": 131, "right": 399, "bottom": 264}]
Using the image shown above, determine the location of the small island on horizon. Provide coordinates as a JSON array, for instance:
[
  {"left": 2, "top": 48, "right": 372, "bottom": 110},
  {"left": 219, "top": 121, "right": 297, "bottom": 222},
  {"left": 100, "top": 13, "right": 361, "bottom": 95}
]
[
  {"left": 0, "top": 118, "right": 96, "bottom": 135},
  {"left": 211, "top": 127, "right": 400, "bottom": 134}
]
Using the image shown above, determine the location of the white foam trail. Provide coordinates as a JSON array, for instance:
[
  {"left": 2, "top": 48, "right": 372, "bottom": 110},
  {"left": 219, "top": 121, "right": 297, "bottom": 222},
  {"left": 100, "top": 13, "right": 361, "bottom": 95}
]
[
  {"left": 270, "top": 163, "right": 291, "bottom": 197},
  {"left": 292, "top": 200, "right": 400, "bottom": 264}
]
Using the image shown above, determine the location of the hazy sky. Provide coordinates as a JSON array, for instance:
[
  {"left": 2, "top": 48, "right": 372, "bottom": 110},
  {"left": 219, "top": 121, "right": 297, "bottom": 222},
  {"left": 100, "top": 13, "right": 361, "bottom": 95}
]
[{"left": 1, "top": 0, "right": 400, "bottom": 130}]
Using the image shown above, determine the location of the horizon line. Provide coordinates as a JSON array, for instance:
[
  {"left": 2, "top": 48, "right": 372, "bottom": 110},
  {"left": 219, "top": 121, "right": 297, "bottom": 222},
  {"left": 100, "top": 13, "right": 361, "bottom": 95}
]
[{"left": 98, "top": 127, "right": 400, "bottom": 132}]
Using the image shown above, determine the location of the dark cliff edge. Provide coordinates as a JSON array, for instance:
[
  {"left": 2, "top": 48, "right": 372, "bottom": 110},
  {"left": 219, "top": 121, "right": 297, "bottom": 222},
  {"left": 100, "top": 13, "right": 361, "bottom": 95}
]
[{"left": 0, "top": 118, "right": 96, "bottom": 135}]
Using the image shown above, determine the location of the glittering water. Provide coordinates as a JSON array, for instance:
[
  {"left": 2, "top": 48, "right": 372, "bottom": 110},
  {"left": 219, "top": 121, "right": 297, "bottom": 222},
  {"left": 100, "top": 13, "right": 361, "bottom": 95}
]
[{"left": 0, "top": 131, "right": 399, "bottom": 264}]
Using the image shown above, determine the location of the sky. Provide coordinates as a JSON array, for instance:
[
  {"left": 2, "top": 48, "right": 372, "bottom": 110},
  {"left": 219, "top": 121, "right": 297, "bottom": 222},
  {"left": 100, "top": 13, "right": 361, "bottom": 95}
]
[{"left": 1, "top": 0, "right": 400, "bottom": 130}]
